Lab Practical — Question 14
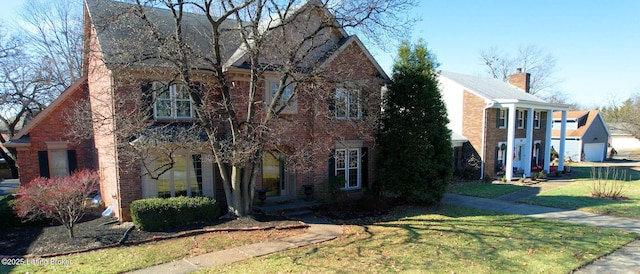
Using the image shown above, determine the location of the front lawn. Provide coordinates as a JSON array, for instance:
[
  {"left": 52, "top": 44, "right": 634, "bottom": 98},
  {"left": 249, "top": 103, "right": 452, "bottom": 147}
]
[
  {"left": 521, "top": 180, "right": 640, "bottom": 219},
  {"left": 447, "top": 181, "right": 529, "bottom": 198},
  {"left": 201, "top": 205, "right": 637, "bottom": 274},
  {"left": 1, "top": 225, "right": 306, "bottom": 274}
]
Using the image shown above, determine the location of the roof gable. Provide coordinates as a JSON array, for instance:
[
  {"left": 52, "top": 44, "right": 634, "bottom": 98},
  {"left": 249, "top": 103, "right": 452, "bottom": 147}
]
[
  {"left": 318, "top": 35, "right": 389, "bottom": 81},
  {"left": 224, "top": 0, "right": 349, "bottom": 70},
  {"left": 552, "top": 110, "right": 610, "bottom": 138},
  {"left": 8, "top": 76, "right": 88, "bottom": 141}
]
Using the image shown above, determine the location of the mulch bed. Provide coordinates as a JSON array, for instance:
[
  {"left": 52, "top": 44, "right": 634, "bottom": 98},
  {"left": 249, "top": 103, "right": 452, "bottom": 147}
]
[{"left": 0, "top": 208, "right": 306, "bottom": 257}]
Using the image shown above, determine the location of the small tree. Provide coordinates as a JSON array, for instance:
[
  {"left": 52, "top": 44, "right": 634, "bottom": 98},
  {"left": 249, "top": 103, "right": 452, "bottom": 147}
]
[
  {"left": 14, "top": 169, "right": 100, "bottom": 239},
  {"left": 377, "top": 40, "right": 453, "bottom": 204}
]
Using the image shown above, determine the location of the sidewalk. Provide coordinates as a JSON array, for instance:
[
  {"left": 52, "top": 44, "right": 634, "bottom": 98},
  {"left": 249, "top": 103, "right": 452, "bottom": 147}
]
[
  {"left": 127, "top": 216, "right": 342, "bottom": 274},
  {"left": 442, "top": 192, "right": 640, "bottom": 273}
]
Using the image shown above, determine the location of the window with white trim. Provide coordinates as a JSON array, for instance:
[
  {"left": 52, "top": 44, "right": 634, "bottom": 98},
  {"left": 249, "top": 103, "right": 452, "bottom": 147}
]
[
  {"left": 153, "top": 82, "right": 193, "bottom": 119},
  {"left": 534, "top": 111, "right": 541, "bottom": 129},
  {"left": 517, "top": 110, "right": 525, "bottom": 129},
  {"left": 335, "top": 148, "right": 361, "bottom": 189},
  {"left": 497, "top": 109, "right": 507, "bottom": 128},
  {"left": 335, "top": 88, "right": 361, "bottom": 119},
  {"left": 271, "top": 83, "right": 292, "bottom": 103},
  {"left": 266, "top": 79, "right": 297, "bottom": 114},
  {"left": 48, "top": 150, "right": 69, "bottom": 178},
  {"left": 156, "top": 154, "right": 203, "bottom": 198}
]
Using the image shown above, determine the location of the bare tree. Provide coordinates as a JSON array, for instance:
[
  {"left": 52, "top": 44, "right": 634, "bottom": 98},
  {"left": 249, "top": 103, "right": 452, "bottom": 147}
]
[
  {"left": 479, "top": 44, "right": 559, "bottom": 96},
  {"left": 600, "top": 93, "right": 640, "bottom": 139},
  {"left": 76, "top": 0, "right": 415, "bottom": 217},
  {"left": 18, "top": 0, "right": 84, "bottom": 93},
  {"left": 0, "top": 28, "right": 54, "bottom": 178}
]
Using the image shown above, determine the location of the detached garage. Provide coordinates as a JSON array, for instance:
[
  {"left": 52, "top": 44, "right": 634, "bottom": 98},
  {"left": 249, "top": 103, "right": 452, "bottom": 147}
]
[{"left": 551, "top": 110, "right": 610, "bottom": 162}]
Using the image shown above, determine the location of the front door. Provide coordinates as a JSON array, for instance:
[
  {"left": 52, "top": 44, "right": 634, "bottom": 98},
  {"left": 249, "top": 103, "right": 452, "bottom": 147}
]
[{"left": 262, "top": 151, "right": 285, "bottom": 196}]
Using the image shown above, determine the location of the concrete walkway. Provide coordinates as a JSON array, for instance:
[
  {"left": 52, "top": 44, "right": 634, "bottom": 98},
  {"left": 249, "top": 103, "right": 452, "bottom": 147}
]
[
  {"left": 127, "top": 216, "right": 342, "bottom": 274},
  {"left": 442, "top": 191, "right": 640, "bottom": 273}
]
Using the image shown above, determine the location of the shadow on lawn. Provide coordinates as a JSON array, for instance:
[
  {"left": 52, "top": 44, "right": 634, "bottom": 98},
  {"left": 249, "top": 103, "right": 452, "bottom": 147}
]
[
  {"left": 569, "top": 165, "right": 640, "bottom": 181},
  {"left": 330, "top": 205, "right": 608, "bottom": 272}
]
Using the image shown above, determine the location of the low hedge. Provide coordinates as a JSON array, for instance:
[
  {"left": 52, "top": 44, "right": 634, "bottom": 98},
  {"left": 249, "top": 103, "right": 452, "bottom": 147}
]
[{"left": 130, "top": 196, "right": 219, "bottom": 231}]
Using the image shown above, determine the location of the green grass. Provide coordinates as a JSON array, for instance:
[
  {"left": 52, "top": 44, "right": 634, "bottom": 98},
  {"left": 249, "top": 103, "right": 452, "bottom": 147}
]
[
  {"left": 200, "top": 205, "right": 637, "bottom": 274},
  {"left": 0, "top": 229, "right": 298, "bottom": 274},
  {"left": 522, "top": 180, "right": 640, "bottom": 219},
  {"left": 447, "top": 181, "right": 529, "bottom": 198}
]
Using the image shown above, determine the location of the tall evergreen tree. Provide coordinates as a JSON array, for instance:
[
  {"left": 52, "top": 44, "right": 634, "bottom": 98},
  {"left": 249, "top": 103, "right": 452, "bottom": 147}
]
[{"left": 377, "top": 40, "right": 452, "bottom": 204}]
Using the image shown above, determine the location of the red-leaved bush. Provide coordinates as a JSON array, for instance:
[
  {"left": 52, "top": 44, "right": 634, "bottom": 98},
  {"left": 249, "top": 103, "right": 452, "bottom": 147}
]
[{"left": 14, "top": 169, "right": 100, "bottom": 238}]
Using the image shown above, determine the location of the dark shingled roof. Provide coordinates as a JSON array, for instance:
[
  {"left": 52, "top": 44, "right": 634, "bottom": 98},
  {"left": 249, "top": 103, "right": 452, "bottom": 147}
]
[{"left": 85, "top": 0, "right": 245, "bottom": 69}]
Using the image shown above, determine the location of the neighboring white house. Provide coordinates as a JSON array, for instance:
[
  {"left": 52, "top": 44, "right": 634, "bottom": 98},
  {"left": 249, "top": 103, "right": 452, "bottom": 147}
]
[
  {"left": 608, "top": 122, "right": 640, "bottom": 160},
  {"left": 551, "top": 110, "right": 610, "bottom": 162}
]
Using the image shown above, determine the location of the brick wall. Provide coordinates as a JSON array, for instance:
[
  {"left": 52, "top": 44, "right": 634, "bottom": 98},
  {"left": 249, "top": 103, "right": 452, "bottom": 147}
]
[
  {"left": 15, "top": 83, "right": 97, "bottom": 185},
  {"left": 461, "top": 90, "right": 550, "bottom": 177}
]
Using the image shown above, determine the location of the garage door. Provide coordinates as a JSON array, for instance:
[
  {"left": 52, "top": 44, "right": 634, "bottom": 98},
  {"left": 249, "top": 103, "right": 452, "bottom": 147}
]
[{"left": 583, "top": 143, "right": 605, "bottom": 162}]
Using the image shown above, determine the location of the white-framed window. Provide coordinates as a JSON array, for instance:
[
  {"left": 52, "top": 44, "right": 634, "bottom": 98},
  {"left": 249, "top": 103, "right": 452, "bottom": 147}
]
[
  {"left": 153, "top": 82, "right": 193, "bottom": 119},
  {"left": 497, "top": 109, "right": 507, "bottom": 128},
  {"left": 48, "top": 150, "right": 69, "bottom": 178},
  {"left": 156, "top": 154, "right": 203, "bottom": 198},
  {"left": 534, "top": 111, "right": 541, "bottom": 129},
  {"left": 335, "top": 88, "right": 361, "bottom": 119},
  {"left": 517, "top": 110, "right": 525, "bottom": 129},
  {"left": 271, "top": 83, "right": 292, "bottom": 103},
  {"left": 266, "top": 79, "right": 297, "bottom": 114},
  {"left": 335, "top": 148, "right": 361, "bottom": 189}
]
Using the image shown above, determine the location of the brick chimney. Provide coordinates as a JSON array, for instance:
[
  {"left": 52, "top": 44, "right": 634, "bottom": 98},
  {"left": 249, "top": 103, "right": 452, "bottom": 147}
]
[{"left": 509, "top": 68, "right": 531, "bottom": 93}]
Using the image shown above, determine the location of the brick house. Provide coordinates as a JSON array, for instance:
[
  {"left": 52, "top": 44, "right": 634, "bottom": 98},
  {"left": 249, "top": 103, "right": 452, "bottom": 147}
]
[
  {"left": 4, "top": 78, "right": 98, "bottom": 184},
  {"left": 5, "top": 0, "right": 388, "bottom": 221},
  {"left": 438, "top": 70, "right": 569, "bottom": 180}
]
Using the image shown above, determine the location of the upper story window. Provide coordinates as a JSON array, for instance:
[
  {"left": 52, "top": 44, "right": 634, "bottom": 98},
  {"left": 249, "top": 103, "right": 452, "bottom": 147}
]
[
  {"left": 153, "top": 82, "right": 193, "bottom": 119},
  {"left": 534, "top": 111, "right": 541, "bottom": 129},
  {"left": 271, "top": 83, "right": 292, "bottom": 102},
  {"left": 335, "top": 88, "right": 361, "bottom": 119},
  {"left": 266, "top": 79, "right": 297, "bottom": 114},
  {"left": 517, "top": 110, "right": 525, "bottom": 129},
  {"left": 497, "top": 109, "right": 507, "bottom": 128}
]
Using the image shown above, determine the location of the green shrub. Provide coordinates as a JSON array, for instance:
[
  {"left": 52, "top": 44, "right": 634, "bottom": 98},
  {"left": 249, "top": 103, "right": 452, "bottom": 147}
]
[
  {"left": 0, "top": 195, "right": 50, "bottom": 228},
  {"left": 0, "top": 195, "right": 21, "bottom": 228},
  {"left": 130, "top": 196, "right": 219, "bottom": 231}
]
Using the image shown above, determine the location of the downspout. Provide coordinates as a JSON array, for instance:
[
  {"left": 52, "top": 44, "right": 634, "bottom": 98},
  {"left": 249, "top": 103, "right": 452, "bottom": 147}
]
[{"left": 480, "top": 101, "right": 495, "bottom": 180}]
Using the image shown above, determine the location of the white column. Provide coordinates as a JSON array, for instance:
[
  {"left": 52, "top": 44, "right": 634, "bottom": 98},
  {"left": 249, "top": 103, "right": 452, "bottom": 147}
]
[
  {"left": 523, "top": 108, "right": 534, "bottom": 177},
  {"left": 505, "top": 104, "right": 517, "bottom": 180},
  {"left": 558, "top": 110, "right": 567, "bottom": 171},
  {"left": 543, "top": 110, "right": 553, "bottom": 172}
]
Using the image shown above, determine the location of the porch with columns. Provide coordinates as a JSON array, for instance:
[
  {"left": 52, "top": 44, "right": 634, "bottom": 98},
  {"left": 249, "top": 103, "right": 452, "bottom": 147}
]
[{"left": 500, "top": 103, "right": 569, "bottom": 181}]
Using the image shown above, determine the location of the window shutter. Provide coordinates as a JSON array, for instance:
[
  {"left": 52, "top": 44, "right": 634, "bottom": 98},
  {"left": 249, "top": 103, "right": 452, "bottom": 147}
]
[
  {"left": 189, "top": 82, "right": 203, "bottom": 106},
  {"left": 496, "top": 109, "right": 500, "bottom": 128},
  {"left": 328, "top": 89, "right": 336, "bottom": 112},
  {"left": 361, "top": 148, "right": 368, "bottom": 188},
  {"left": 38, "top": 151, "right": 50, "bottom": 178},
  {"left": 328, "top": 150, "right": 335, "bottom": 179},
  {"left": 494, "top": 146, "right": 500, "bottom": 172},
  {"left": 524, "top": 110, "right": 528, "bottom": 128},
  {"left": 141, "top": 81, "right": 154, "bottom": 119},
  {"left": 67, "top": 150, "right": 78, "bottom": 173}
]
